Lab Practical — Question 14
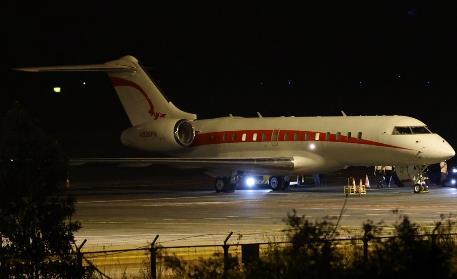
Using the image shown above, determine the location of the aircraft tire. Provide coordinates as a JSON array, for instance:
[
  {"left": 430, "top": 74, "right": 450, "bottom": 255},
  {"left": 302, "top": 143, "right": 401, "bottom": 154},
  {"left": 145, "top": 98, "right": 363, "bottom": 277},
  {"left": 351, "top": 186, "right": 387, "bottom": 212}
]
[
  {"left": 270, "top": 176, "right": 283, "bottom": 191},
  {"left": 222, "top": 177, "right": 236, "bottom": 193},
  {"left": 281, "top": 180, "right": 290, "bottom": 190},
  {"left": 413, "top": 184, "right": 421, "bottom": 193},
  {"left": 215, "top": 178, "right": 225, "bottom": 193}
]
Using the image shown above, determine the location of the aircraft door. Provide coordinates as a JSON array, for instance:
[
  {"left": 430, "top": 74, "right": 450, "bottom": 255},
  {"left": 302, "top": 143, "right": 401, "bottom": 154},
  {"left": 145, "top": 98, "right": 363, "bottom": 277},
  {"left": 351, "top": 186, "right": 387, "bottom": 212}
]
[{"left": 271, "top": 129, "right": 280, "bottom": 146}]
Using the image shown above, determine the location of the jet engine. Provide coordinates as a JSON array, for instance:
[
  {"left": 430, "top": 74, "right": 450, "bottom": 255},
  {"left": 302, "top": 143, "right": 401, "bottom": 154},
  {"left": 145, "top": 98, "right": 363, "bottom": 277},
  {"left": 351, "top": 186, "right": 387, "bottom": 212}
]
[{"left": 121, "top": 119, "right": 195, "bottom": 152}]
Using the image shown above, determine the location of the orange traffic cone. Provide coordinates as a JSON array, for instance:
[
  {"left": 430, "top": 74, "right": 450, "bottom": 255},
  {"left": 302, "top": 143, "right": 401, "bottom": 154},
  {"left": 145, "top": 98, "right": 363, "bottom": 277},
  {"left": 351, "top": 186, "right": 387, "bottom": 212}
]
[{"left": 365, "top": 174, "right": 370, "bottom": 188}]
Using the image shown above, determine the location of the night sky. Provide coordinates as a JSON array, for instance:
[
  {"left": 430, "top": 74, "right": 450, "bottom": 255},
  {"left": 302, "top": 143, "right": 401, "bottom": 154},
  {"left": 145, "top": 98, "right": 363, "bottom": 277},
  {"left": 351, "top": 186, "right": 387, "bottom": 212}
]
[{"left": 3, "top": 2, "right": 457, "bottom": 159}]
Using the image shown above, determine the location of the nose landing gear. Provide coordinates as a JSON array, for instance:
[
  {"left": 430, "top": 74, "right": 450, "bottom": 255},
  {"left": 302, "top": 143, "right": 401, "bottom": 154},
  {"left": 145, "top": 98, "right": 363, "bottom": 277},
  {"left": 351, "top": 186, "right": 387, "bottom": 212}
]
[{"left": 413, "top": 166, "right": 429, "bottom": 194}]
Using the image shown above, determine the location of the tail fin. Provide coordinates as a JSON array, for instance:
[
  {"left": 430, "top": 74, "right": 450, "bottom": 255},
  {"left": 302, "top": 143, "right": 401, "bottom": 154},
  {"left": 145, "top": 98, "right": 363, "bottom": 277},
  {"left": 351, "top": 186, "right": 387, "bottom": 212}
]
[{"left": 16, "top": 55, "right": 197, "bottom": 126}]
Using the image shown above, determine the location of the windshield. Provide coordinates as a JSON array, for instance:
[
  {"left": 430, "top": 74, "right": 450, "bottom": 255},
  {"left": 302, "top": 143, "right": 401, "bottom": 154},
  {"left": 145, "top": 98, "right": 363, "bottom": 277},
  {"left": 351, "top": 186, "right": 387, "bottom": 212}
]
[
  {"left": 410, "top": 126, "right": 432, "bottom": 134},
  {"left": 392, "top": 126, "right": 432, "bottom": 135}
]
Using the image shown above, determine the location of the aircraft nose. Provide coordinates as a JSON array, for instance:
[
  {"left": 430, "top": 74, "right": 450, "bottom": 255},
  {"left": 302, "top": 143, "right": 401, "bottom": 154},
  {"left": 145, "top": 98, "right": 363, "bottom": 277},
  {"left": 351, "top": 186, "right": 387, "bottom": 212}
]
[
  {"left": 448, "top": 144, "right": 456, "bottom": 158},
  {"left": 441, "top": 140, "right": 455, "bottom": 160},
  {"left": 421, "top": 138, "right": 455, "bottom": 162}
]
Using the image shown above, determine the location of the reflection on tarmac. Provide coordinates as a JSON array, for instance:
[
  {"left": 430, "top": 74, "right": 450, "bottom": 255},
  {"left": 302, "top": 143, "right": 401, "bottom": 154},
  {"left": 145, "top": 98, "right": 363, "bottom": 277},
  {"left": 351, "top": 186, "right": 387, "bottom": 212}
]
[{"left": 73, "top": 185, "right": 457, "bottom": 250}]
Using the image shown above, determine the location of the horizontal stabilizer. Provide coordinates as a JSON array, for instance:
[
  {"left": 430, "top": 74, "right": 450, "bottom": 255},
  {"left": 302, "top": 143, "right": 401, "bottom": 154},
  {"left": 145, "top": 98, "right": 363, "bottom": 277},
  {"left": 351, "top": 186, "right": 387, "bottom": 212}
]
[{"left": 15, "top": 64, "right": 135, "bottom": 73}]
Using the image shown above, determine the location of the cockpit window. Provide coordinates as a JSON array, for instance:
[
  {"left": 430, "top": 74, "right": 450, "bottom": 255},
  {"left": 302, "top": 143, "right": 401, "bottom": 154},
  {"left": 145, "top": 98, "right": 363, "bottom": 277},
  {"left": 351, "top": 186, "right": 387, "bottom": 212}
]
[
  {"left": 392, "top": 127, "right": 412, "bottom": 135},
  {"left": 410, "top": 126, "right": 432, "bottom": 134},
  {"left": 392, "top": 126, "right": 432, "bottom": 135}
]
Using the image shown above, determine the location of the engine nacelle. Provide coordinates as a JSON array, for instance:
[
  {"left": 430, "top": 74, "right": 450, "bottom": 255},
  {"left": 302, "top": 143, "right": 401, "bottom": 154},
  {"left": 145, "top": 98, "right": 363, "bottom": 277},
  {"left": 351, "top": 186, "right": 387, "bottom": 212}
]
[{"left": 121, "top": 119, "right": 195, "bottom": 152}]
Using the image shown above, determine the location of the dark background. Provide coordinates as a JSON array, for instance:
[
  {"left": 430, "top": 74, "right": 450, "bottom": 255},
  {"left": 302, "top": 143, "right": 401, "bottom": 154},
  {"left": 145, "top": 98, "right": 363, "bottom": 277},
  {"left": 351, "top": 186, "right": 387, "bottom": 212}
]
[{"left": 3, "top": 1, "right": 456, "bottom": 160}]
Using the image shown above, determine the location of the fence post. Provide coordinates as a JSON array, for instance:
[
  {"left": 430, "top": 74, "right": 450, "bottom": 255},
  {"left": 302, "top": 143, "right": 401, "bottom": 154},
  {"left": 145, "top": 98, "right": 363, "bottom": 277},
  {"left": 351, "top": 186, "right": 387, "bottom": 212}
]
[
  {"left": 150, "top": 235, "right": 159, "bottom": 279},
  {"left": 76, "top": 239, "right": 87, "bottom": 277},
  {"left": 223, "top": 232, "right": 233, "bottom": 278}
]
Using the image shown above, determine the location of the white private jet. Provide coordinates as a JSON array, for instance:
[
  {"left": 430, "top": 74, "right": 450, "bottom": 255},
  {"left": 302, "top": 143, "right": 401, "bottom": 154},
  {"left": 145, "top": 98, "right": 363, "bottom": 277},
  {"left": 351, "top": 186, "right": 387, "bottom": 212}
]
[{"left": 16, "top": 55, "right": 455, "bottom": 193}]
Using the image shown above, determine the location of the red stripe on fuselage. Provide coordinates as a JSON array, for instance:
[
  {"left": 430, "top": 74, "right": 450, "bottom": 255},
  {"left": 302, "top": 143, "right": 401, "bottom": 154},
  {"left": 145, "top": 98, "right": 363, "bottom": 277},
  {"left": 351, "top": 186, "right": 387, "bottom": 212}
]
[
  {"left": 191, "top": 129, "right": 411, "bottom": 150},
  {"left": 110, "top": 77, "right": 166, "bottom": 119}
]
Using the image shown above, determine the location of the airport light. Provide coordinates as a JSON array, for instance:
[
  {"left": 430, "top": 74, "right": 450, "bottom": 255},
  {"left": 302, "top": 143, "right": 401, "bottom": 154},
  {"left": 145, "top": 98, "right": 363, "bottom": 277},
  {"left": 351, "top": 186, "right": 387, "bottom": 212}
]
[
  {"left": 53, "top": 86, "right": 61, "bottom": 93},
  {"left": 452, "top": 168, "right": 457, "bottom": 174},
  {"left": 451, "top": 179, "right": 456, "bottom": 186},
  {"left": 309, "top": 143, "right": 316, "bottom": 150},
  {"left": 246, "top": 177, "right": 256, "bottom": 187}
]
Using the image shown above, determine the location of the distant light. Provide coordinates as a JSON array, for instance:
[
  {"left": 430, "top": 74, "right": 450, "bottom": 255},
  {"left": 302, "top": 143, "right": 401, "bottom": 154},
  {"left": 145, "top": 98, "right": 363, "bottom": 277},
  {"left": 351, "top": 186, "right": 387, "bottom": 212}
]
[
  {"left": 452, "top": 168, "right": 457, "bottom": 173},
  {"left": 82, "top": 81, "right": 86, "bottom": 86},
  {"left": 53, "top": 87, "right": 61, "bottom": 93},
  {"left": 451, "top": 179, "right": 456, "bottom": 186},
  {"left": 288, "top": 80, "right": 292, "bottom": 86},
  {"left": 309, "top": 143, "right": 316, "bottom": 150},
  {"left": 246, "top": 177, "right": 256, "bottom": 187},
  {"left": 396, "top": 74, "right": 401, "bottom": 78},
  {"left": 9, "top": 159, "right": 14, "bottom": 162}
]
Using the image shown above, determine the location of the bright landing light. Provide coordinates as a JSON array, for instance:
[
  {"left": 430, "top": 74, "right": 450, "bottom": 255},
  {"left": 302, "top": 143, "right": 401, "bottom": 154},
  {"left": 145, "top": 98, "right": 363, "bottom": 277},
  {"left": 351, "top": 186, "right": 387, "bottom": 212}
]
[
  {"left": 53, "top": 87, "right": 61, "bottom": 93},
  {"left": 246, "top": 177, "right": 256, "bottom": 187},
  {"left": 452, "top": 168, "right": 457, "bottom": 174},
  {"left": 309, "top": 143, "right": 316, "bottom": 150},
  {"left": 451, "top": 179, "right": 456, "bottom": 186}
]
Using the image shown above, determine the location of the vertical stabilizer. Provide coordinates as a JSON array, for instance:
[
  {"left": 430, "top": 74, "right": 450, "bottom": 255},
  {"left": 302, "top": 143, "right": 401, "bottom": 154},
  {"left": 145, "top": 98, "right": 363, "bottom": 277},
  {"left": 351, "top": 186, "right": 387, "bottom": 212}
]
[{"left": 106, "top": 56, "right": 196, "bottom": 126}]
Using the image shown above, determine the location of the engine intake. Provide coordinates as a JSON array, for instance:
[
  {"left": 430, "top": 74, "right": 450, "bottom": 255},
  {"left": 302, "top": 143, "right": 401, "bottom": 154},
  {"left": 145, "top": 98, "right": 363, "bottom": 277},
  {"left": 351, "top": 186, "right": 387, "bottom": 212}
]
[
  {"left": 174, "top": 119, "right": 195, "bottom": 146},
  {"left": 121, "top": 119, "right": 195, "bottom": 152}
]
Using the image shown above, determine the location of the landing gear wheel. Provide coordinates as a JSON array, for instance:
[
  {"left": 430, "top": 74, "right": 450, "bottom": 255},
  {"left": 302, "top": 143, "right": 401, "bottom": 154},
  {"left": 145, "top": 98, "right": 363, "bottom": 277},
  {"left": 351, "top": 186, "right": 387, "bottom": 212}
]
[
  {"left": 414, "top": 184, "right": 421, "bottom": 193},
  {"left": 215, "top": 178, "right": 225, "bottom": 193},
  {"left": 215, "top": 177, "right": 236, "bottom": 193},
  {"left": 223, "top": 177, "right": 236, "bottom": 193},
  {"left": 420, "top": 184, "right": 429, "bottom": 192},
  {"left": 282, "top": 180, "right": 290, "bottom": 190},
  {"left": 269, "top": 176, "right": 283, "bottom": 191}
]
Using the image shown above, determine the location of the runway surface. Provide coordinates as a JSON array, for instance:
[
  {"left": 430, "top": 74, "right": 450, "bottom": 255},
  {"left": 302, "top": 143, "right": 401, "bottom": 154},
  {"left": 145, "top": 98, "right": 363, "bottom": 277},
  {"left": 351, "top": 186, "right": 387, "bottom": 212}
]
[{"left": 73, "top": 184, "right": 457, "bottom": 250}]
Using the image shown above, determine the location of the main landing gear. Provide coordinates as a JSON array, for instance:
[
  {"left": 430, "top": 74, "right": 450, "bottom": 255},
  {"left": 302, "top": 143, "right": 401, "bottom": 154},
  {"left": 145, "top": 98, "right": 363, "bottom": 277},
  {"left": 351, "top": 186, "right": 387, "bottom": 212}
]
[
  {"left": 214, "top": 177, "right": 236, "bottom": 193},
  {"left": 269, "top": 176, "right": 290, "bottom": 191}
]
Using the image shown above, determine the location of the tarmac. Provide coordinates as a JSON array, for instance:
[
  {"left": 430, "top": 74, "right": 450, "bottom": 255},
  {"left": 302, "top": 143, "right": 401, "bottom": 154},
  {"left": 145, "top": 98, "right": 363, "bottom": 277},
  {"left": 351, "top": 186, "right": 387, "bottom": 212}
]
[{"left": 72, "top": 180, "right": 457, "bottom": 250}]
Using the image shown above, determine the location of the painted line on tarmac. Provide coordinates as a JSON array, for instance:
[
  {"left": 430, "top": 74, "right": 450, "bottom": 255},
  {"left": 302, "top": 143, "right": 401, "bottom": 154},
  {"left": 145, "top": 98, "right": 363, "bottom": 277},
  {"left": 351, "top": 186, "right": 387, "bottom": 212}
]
[
  {"left": 365, "top": 213, "right": 389, "bottom": 216},
  {"left": 141, "top": 201, "right": 243, "bottom": 206}
]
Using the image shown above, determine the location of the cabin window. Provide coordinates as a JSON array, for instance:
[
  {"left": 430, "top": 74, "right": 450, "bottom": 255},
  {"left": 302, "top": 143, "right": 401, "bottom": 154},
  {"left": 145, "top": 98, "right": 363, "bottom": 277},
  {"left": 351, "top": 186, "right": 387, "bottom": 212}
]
[
  {"left": 272, "top": 131, "right": 279, "bottom": 141},
  {"left": 253, "top": 133, "right": 258, "bottom": 141},
  {"left": 336, "top": 132, "right": 341, "bottom": 141},
  {"left": 305, "top": 132, "right": 309, "bottom": 141},
  {"left": 326, "top": 132, "right": 331, "bottom": 141},
  {"left": 294, "top": 132, "right": 299, "bottom": 141},
  {"left": 261, "top": 132, "right": 267, "bottom": 141},
  {"left": 232, "top": 132, "right": 237, "bottom": 141},
  {"left": 242, "top": 133, "right": 247, "bottom": 141},
  {"left": 315, "top": 133, "right": 320, "bottom": 141},
  {"left": 357, "top": 132, "right": 363, "bottom": 139},
  {"left": 347, "top": 132, "right": 351, "bottom": 139},
  {"left": 222, "top": 133, "right": 227, "bottom": 142},
  {"left": 392, "top": 127, "right": 412, "bottom": 135}
]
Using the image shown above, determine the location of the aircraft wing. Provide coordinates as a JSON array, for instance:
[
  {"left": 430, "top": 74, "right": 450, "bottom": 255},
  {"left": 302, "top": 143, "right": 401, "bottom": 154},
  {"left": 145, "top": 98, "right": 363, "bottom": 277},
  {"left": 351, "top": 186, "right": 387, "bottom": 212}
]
[
  {"left": 70, "top": 157, "right": 295, "bottom": 170},
  {"left": 15, "top": 64, "right": 135, "bottom": 73}
]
